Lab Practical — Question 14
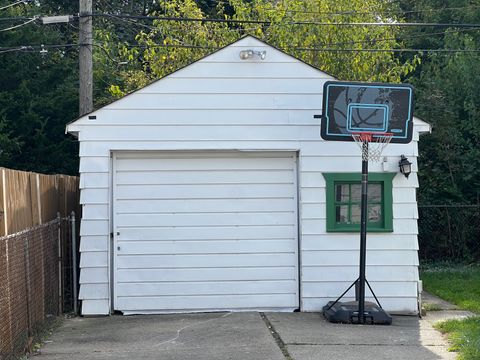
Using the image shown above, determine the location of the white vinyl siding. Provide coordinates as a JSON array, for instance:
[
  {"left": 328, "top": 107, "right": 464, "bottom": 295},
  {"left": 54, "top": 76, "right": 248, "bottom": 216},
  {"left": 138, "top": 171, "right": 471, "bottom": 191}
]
[
  {"left": 112, "top": 152, "right": 299, "bottom": 313},
  {"left": 68, "top": 36, "right": 428, "bottom": 315}
]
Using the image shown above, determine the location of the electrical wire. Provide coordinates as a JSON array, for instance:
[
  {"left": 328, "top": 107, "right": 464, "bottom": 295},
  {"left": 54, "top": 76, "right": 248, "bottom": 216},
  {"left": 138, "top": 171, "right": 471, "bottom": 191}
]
[
  {"left": 0, "top": 0, "right": 26, "bottom": 11},
  {"left": 0, "top": 16, "right": 31, "bottom": 21},
  {"left": 97, "top": 13, "right": 480, "bottom": 49},
  {"left": 0, "top": 45, "right": 30, "bottom": 53},
  {"left": 2, "top": 42, "right": 479, "bottom": 55},
  {"left": 209, "top": 0, "right": 480, "bottom": 17},
  {"left": 0, "top": 16, "right": 36, "bottom": 31},
  {"left": 85, "top": 13, "right": 480, "bottom": 28}
]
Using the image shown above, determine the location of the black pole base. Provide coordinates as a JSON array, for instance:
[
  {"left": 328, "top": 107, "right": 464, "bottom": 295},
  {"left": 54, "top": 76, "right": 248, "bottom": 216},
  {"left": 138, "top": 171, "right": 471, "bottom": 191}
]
[{"left": 323, "top": 300, "right": 392, "bottom": 325}]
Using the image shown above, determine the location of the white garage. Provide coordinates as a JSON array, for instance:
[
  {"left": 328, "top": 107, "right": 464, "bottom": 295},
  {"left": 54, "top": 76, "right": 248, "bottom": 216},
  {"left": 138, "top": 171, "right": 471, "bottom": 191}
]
[
  {"left": 67, "top": 36, "right": 430, "bottom": 316},
  {"left": 113, "top": 152, "right": 299, "bottom": 313}
]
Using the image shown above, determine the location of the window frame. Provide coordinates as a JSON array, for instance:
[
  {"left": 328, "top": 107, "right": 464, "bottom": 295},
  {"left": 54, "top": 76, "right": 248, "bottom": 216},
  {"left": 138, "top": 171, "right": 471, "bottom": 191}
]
[{"left": 323, "top": 173, "right": 395, "bottom": 232}]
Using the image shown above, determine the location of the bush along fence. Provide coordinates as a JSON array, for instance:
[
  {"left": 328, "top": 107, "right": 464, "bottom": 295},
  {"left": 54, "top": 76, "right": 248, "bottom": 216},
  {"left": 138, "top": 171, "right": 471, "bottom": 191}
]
[
  {"left": 418, "top": 204, "right": 480, "bottom": 262},
  {"left": 0, "top": 168, "right": 79, "bottom": 360}
]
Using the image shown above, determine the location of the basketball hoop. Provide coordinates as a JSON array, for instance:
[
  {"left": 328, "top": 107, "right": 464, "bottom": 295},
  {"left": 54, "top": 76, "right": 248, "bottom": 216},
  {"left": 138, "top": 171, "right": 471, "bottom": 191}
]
[{"left": 352, "top": 132, "right": 393, "bottom": 162}]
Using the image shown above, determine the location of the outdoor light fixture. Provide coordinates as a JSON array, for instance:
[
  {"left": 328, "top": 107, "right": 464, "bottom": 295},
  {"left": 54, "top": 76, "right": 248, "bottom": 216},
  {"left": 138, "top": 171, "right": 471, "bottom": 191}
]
[
  {"left": 399, "top": 155, "right": 412, "bottom": 178},
  {"left": 239, "top": 49, "right": 267, "bottom": 60}
]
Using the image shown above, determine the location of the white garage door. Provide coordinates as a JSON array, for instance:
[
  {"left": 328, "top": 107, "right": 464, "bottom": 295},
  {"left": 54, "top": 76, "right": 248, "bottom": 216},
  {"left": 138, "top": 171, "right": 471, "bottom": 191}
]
[{"left": 113, "top": 151, "right": 299, "bottom": 314}]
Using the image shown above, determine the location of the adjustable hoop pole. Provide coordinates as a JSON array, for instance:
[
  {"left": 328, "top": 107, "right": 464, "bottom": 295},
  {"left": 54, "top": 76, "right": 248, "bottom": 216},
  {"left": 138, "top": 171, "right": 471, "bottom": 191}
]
[{"left": 358, "top": 140, "right": 369, "bottom": 324}]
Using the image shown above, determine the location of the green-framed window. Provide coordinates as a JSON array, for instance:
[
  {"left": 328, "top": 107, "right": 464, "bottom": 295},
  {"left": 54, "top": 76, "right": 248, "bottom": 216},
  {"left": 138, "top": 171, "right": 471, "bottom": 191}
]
[{"left": 323, "top": 173, "right": 395, "bottom": 232}]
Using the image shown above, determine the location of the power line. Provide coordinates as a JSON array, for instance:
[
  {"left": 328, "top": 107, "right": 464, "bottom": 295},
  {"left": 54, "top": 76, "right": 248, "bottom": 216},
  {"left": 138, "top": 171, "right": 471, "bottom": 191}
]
[
  {"left": 98, "top": 13, "right": 479, "bottom": 49},
  {"left": 0, "top": 16, "right": 36, "bottom": 31},
  {"left": 0, "top": 16, "right": 31, "bottom": 21},
  {"left": 0, "top": 0, "right": 27, "bottom": 11},
  {"left": 0, "top": 43, "right": 77, "bottom": 54},
  {"left": 210, "top": 0, "right": 480, "bottom": 17},
  {"left": 2, "top": 42, "right": 480, "bottom": 54},
  {"left": 2, "top": 12, "right": 480, "bottom": 28},
  {"left": 85, "top": 13, "right": 480, "bottom": 28}
]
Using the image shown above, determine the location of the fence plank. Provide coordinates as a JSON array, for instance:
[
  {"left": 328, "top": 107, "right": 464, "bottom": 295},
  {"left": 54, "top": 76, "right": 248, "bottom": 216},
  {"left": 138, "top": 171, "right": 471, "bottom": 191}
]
[
  {"left": 58, "top": 176, "right": 66, "bottom": 217},
  {"left": 0, "top": 169, "right": 5, "bottom": 237},
  {"left": 5, "top": 169, "right": 34, "bottom": 234},
  {"left": 29, "top": 173, "right": 41, "bottom": 227}
]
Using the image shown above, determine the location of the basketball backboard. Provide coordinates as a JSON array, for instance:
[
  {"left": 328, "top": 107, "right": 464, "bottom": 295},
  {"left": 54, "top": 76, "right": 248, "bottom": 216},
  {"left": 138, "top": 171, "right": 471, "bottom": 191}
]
[{"left": 321, "top": 81, "right": 414, "bottom": 144}]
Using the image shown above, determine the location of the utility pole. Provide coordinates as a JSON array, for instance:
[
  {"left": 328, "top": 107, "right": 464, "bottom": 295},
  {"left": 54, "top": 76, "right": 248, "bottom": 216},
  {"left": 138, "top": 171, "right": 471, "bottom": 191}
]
[{"left": 79, "top": 0, "right": 93, "bottom": 116}]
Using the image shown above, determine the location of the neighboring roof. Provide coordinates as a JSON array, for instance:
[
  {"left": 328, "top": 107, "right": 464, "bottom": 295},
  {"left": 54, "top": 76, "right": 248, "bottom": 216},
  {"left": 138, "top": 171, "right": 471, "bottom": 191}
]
[{"left": 66, "top": 34, "right": 431, "bottom": 134}]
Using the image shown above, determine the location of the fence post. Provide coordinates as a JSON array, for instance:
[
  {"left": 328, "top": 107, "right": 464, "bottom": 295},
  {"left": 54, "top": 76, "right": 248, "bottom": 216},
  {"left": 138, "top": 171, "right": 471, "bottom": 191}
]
[
  {"left": 1, "top": 238, "right": 14, "bottom": 354},
  {"left": 71, "top": 211, "right": 78, "bottom": 315},
  {"left": 24, "top": 232, "right": 32, "bottom": 338},
  {"left": 57, "top": 213, "right": 63, "bottom": 315},
  {"left": 1, "top": 168, "right": 7, "bottom": 236}
]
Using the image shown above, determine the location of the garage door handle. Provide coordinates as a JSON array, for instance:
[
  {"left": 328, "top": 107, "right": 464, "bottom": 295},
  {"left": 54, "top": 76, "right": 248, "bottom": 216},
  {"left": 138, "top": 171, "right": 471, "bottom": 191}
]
[{"left": 117, "top": 246, "right": 121, "bottom": 251}]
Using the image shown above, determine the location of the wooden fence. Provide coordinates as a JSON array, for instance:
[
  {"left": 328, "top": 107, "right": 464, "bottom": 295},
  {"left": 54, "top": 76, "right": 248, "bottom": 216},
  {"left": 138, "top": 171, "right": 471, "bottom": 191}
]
[{"left": 0, "top": 168, "right": 79, "bottom": 236}]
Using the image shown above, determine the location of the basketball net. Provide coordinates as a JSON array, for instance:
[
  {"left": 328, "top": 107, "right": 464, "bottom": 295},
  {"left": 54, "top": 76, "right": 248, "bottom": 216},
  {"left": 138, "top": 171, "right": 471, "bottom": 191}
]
[{"left": 352, "top": 133, "right": 393, "bottom": 162}]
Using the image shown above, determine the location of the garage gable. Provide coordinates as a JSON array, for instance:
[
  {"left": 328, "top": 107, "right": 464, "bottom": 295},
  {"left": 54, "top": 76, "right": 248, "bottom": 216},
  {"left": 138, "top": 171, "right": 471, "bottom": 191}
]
[{"left": 67, "top": 35, "right": 333, "bottom": 132}]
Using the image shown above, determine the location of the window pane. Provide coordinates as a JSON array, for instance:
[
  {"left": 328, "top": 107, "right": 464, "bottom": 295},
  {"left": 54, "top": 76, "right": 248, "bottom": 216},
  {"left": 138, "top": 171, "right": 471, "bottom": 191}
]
[
  {"left": 368, "top": 184, "right": 382, "bottom": 202},
  {"left": 335, "top": 184, "right": 350, "bottom": 202},
  {"left": 335, "top": 205, "right": 349, "bottom": 223},
  {"left": 368, "top": 204, "right": 382, "bottom": 222},
  {"left": 351, "top": 205, "right": 361, "bottom": 223},
  {"left": 351, "top": 184, "right": 362, "bottom": 202}
]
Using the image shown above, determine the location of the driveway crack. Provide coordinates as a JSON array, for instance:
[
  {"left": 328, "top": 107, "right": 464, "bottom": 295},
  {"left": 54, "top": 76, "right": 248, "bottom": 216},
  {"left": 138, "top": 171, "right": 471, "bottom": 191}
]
[
  {"left": 260, "top": 312, "right": 294, "bottom": 360},
  {"left": 152, "top": 312, "right": 232, "bottom": 348}
]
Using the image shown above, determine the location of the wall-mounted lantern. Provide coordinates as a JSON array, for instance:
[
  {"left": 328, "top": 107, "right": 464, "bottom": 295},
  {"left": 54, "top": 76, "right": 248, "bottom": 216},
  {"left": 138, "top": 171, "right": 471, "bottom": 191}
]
[{"left": 399, "top": 155, "right": 412, "bottom": 178}]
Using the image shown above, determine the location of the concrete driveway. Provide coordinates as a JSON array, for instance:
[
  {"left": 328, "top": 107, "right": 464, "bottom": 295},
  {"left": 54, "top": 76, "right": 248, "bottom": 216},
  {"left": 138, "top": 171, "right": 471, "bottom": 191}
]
[{"left": 35, "top": 311, "right": 471, "bottom": 360}]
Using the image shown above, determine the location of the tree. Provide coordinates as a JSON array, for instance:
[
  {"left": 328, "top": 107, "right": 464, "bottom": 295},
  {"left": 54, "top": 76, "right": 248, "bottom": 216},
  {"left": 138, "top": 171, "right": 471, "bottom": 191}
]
[
  {"left": 0, "top": 1, "right": 79, "bottom": 174},
  {"left": 105, "top": 0, "right": 420, "bottom": 96},
  {"left": 401, "top": 0, "right": 480, "bottom": 204}
]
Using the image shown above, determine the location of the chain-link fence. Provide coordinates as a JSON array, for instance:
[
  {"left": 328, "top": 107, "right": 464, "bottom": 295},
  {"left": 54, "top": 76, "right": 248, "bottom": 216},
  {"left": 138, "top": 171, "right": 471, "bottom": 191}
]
[
  {"left": 60, "top": 212, "right": 79, "bottom": 314},
  {"left": 418, "top": 205, "right": 480, "bottom": 262},
  {"left": 0, "top": 216, "right": 78, "bottom": 360}
]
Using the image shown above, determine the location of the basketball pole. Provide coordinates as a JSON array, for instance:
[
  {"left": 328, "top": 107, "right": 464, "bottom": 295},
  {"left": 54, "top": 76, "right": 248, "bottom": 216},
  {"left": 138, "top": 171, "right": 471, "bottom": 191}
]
[{"left": 358, "top": 141, "right": 369, "bottom": 324}]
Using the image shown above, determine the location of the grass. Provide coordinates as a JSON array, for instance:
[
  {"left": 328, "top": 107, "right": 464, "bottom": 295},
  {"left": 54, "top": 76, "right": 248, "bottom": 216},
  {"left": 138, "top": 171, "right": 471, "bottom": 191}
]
[
  {"left": 421, "top": 263, "right": 480, "bottom": 360},
  {"left": 422, "top": 303, "right": 442, "bottom": 311},
  {"left": 434, "top": 317, "right": 480, "bottom": 360},
  {"left": 422, "top": 263, "right": 480, "bottom": 313}
]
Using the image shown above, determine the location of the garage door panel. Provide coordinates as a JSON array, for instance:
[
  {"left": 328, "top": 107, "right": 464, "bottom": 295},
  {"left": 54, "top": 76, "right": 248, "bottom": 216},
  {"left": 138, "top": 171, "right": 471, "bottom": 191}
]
[
  {"left": 114, "top": 152, "right": 298, "bottom": 312},
  {"left": 115, "top": 198, "right": 295, "bottom": 214},
  {"left": 116, "top": 253, "right": 296, "bottom": 269},
  {"left": 115, "top": 157, "right": 294, "bottom": 171},
  {"left": 117, "top": 225, "right": 297, "bottom": 241},
  {"left": 117, "top": 294, "right": 299, "bottom": 312},
  {"left": 117, "top": 239, "right": 296, "bottom": 255},
  {"left": 116, "top": 212, "right": 295, "bottom": 227},
  {"left": 116, "top": 280, "right": 298, "bottom": 297},
  {"left": 116, "top": 183, "right": 295, "bottom": 200},
  {"left": 116, "top": 169, "right": 294, "bottom": 185},
  {"left": 117, "top": 267, "right": 296, "bottom": 283}
]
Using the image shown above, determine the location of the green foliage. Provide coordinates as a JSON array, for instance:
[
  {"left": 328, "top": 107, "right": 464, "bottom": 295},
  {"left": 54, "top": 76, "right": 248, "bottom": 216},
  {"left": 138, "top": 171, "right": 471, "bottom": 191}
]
[
  {"left": 108, "top": 0, "right": 420, "bottom": 95},
  {"left": 107, "top": 0, "right": 236, "bottom": 94},
  {"left": 229, "top": 0, "right": 419, "bottom": 82},
  {"left": 402, "top": 0, "right": 480, "bottom": 204},
  {"left": 0, "top": 1, "right": 79, "bottom": 174}
]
